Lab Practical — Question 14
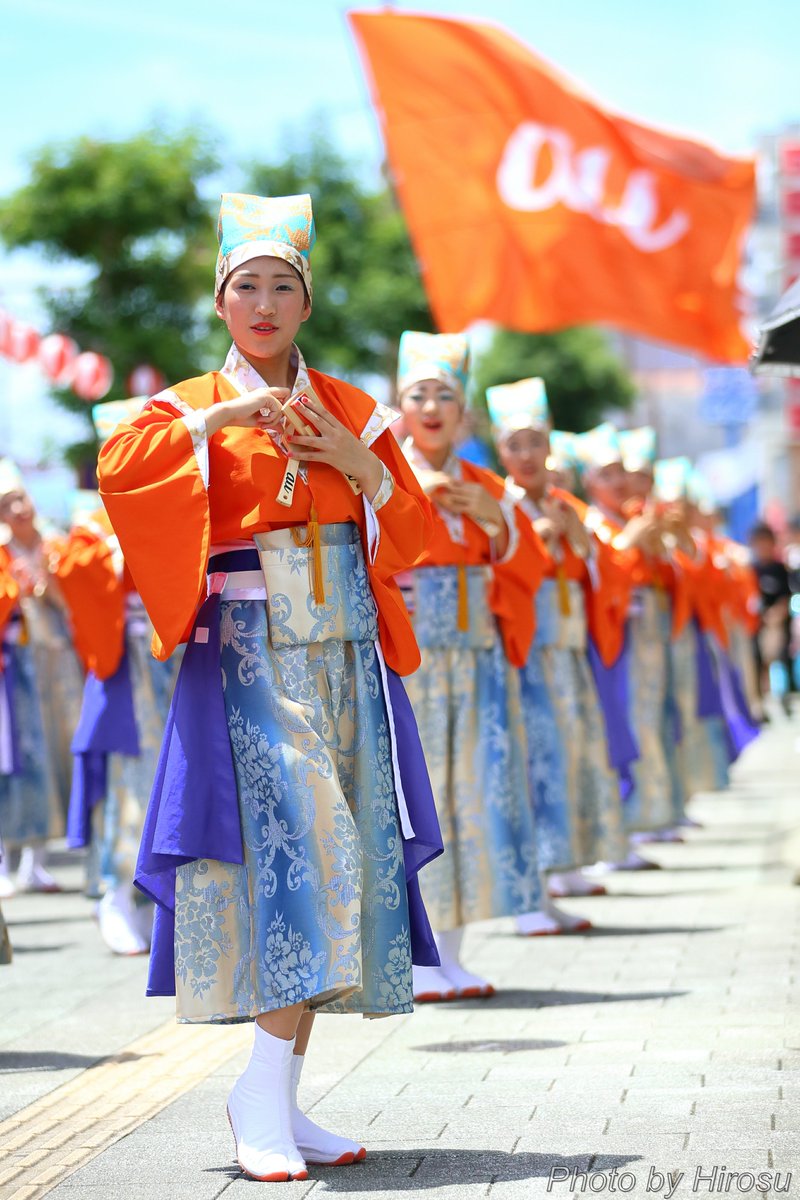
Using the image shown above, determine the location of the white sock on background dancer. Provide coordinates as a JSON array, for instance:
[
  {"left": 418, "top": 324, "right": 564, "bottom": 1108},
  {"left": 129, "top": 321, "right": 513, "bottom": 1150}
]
[
  {"left": 16, "top": 845, "right": 60, "bottom": 893},
  {"left": 97, "top": 885, "right": 149, "bottom": 957},
  {"left": 412, "top": 963, "right": 457, "bottom": 1002},
  {"left": 547, "top": 869, "right": 606, "bottom": 898},
  {"left": 0, "top": 842, "right": 15, "bottom": 899},
  {"left": 227, "top": 1026, "right": 306, "bottom": 1183},
  {"left": 290, "top": 1054, "right": 366, "bottom": 1166},
  {"left": 435, "top": 927, "right": 494, "bottom": 997}
]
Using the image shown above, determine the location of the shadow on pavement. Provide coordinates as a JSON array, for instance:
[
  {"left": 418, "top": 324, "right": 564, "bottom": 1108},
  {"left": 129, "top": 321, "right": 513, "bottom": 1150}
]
[
  {"left": 0, "top": 1050, "right": 151, "bottom": 1072},
  {"left": 411, "top": 1038, "right": 567, "bottom": 1054},
  {"left": 581, "top": 925, "right": 725, "bottom": 937},
  {"left": 207, "top": 1150, "right": 642, "bottom": 1188},
  {"left": 6, "top": 914, "right": 93, "bottom": 927},
  {"left": 5, "top": 943, "right": 77, "bottom": 954},
  {"left": 444, "top": 988, "right": 686, "bottom": 1010}
]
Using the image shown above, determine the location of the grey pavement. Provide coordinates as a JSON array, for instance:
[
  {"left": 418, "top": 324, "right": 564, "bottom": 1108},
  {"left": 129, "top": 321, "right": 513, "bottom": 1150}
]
[{"left": 2, "top": 705, "right": 800, "bottom": 1200}]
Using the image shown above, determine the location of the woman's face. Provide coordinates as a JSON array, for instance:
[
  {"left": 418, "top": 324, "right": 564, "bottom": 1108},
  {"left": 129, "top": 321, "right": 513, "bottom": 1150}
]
[
  {"left": 0, "top": 489, "right": 35, "bottom": 530},
  {"left": 586, "top": 461, "right": 627, "bottom": 515},
  {"left": 497, "top": 427, "right": 549, "bottom": 495},
  {"left": 399, "top": 379, "right": 463, "bottom": 459},
  {"left": 625, "top": 469, "right": 653, "bottom": 502},
  {"left": 215, "top": 256, "right": 311, "bottom": 365}
]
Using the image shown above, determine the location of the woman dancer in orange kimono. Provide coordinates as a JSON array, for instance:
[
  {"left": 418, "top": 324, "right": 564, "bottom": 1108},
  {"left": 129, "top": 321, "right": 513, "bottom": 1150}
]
[{"left": 98, "top": 193, "right": 441, "bottom": 1182}]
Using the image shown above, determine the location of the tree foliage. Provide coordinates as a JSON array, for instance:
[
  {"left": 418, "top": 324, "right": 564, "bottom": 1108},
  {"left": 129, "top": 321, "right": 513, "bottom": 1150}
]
[
  {"left": 470, "top": 327, "right": 635, "bottom": 432},
  {"left": 0, "top": 127, "right": 221, "bottom": 472}
]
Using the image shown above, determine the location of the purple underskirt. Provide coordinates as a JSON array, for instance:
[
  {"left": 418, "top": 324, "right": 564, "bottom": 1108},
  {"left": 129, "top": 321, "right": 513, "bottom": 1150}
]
[
  {"left": 587, "top": 629, "right": 638, "bottom": 803},
  {"left": 66, "top": 649, "right": 140, "bottom": 849},
  {"left": 0, "top": 643, "right": 22, "bottom": 777},
  {"left": 136, "top": 588, "right": 443, "bottom": 998}
]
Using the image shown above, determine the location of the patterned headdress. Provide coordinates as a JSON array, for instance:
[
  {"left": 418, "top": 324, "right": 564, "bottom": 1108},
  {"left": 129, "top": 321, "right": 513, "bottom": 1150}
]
[
  {"left": 687, "top": 467, "right": 716, "bottom": 514},
  {"left": 547, "top": 429, "right": 578, "bottom": 473},
  {"left": 573, "top": 422, "right": 622, "bottom": 474},
  {"left": 215, "top": 192, "right": 315, "bottom": 301},
  {"left": 92, "top": 397, "right": 148, "bottom": 447},
  {"left": 0, "top": 458, "right": 25, "bottom": 500},
  {"left": 653, "top": 457, "right": 691, "bottom": 503},
  {"left": 619, "top": 426, "right": 657, "bottom": 474},
  {"left": 485, "top": 377, "right": 550, "bottom": 438},
  {"left": 397, "top": 331, "right": 470, "bottom": 402}
]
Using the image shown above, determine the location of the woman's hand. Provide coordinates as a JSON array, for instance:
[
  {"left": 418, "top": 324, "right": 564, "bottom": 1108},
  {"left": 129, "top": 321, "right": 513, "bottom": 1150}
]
[
  {"left": 557, "top": 500, "right": 592, "bottom": 557},
  {"left": 287, "top": 395, "right": 384, "bottom": 500},
  {"left": 204, "top": 387, "right": 291, "bottom": 437}
]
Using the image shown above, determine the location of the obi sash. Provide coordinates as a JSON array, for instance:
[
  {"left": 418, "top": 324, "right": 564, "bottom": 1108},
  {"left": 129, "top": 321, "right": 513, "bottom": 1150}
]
[
  {"left": 405, "top": 564, "right": 495, "bottom": 651},
  {"left": 136, "top": 524, "right": 443, "bottom": 997}
]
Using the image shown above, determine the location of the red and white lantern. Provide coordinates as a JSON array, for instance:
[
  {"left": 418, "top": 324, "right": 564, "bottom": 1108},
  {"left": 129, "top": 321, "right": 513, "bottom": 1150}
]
[
  {"left": 0, "top": 311, "right": 12, "bottom": 357},
  {"left": 72, "top": 351, "right": 114, "bottom": 401},
  {"left": 38, "top": 333, "right": 79, "bottom": 385},
  {"left": 126, "top": 363, "right": 165, "bottom": 397},
  {"left": 7, "top": 321, "right": 41, "bottom": 364}
]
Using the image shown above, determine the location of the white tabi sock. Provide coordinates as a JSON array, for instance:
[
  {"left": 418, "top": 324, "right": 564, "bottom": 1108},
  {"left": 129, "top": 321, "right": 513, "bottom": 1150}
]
[
  {"left": 435, "top": 927, "right": 494, "bottom": 997},
  {"left": 547, "top": 869, "right": 606, "bottom": 898},
  {"left": 16, "top": 844, "right": 60, "bottom": 893},
  {"left": 412, "top": 963, "right": 457, "bottom": 1002},
  {"left": 227, "top": 1026, "right": 306, "bottom": 1182},
  {"left": 290, "top": 1054, "right": 366, "bottom": 1166}
]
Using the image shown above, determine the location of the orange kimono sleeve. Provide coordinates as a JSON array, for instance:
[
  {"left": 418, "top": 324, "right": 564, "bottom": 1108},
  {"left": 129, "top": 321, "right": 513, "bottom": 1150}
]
[
  {"left": 98, "top": 400, "right": 210, "bottom": 661},
  {"left": 0, "top": 546, "right": 20, "bottom": 652},
  {"left": 489, "top": 497, "right": 546, "bottom": 669},
  {"left": 365, "top": 429, "right": 435, "bottom": 676},
  {"left": 586, "top": 537, "right": 633, "bottom": 668},
  {"left": 667, "top": 556, "right": 694, "bottom": 641},
  {"left": 55, "top": 527, "right": 126, "bottom": 680}
]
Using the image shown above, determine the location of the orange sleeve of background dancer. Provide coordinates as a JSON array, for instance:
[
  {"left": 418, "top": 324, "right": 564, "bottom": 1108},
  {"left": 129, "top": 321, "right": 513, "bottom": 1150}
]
[
  {"left": 469, "top": 465, "right": 546, "bottom": 668},
  {"left": 55, "top": 521, "right": 126, "bottom": 680},
  {"left": 362, "top": 428, "right": 435, "bottom": 677},
  {"left": 98, "top": 396, "right": 212, "bottom": 662},
  {"left": 0, "top": 545, "right": 20, "bottom": 653}
]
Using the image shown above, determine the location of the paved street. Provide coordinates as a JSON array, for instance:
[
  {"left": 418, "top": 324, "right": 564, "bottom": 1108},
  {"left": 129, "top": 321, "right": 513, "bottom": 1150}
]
[{"left": 1, "top": 710, "right": 799, "bottom": 1200}]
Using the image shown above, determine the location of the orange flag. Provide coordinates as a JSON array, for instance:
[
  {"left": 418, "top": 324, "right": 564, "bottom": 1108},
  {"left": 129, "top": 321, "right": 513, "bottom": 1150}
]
[{"left": 349, "top": 11, "right": 755, "bottom": 362}]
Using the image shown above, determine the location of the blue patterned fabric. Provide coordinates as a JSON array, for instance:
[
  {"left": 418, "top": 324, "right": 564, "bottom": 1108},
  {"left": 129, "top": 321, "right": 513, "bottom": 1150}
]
[
  {"left": 404, "top": 566, "right": 541, "bottom": 928},
  {"left": 518, "top": 581, "right": 572, "bottom": 871},
  {"left": 172, "top": 525, "right": 412, "bottom": 1022},
  {"left": 624, "top": 589, "right": 677, "bottom": 831},
  {"left": 0, "top": 638, "right": 57, "bottom": 845},
  {"left": 98, "top": 631, "right": 179, "bottom": 891},
  {"left": 397, "top": 331, "right": 470, "bottom": 398},
  {"left": 216, "top": 192, "right": 315, "bottom": 299}
]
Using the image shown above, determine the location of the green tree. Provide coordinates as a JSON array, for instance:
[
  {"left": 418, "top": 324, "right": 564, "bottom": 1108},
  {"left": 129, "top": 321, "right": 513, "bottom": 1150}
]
[
  {"left": 0, "top": 127, "right": 221, "bottom": 475},
  {"left": 247, "top": 134, "right": 433, "bottom": 391},
  {"left": 470, "top": 327, "right": 635, "bottom": 432}
]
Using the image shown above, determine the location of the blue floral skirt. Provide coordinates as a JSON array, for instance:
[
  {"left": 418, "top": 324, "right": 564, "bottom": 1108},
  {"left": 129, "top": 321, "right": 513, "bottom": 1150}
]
[
  {"left": 404, "top": 566, "right": 540, "bottom": 929},
  {"left": 173, "top": 527, "right": 411, "bottom": 1023},
  {"left": 0, "top": 639, "right": 58, "bottom": 846}
]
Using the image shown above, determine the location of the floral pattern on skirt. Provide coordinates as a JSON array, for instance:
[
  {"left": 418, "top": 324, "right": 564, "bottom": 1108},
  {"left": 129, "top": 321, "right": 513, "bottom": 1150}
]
[
  {"left": 98, "top": 630, "right": 181, "bottom": 893},
  {"left": 24, "top": 600, "right": 84, "bottom": 836},
  {"left": 625, "top": 589, "right": 676, "bottom": 831},
  {"left": 518, "top": 582, "right": 572, "bottom": 872},
  {"left": 0, "top": 639, "right": 58, "bottom": 846},
  {"left": 174, "top": 526, "right": 412, "bottom": 1023},
  {"left": 671, "top": 623, "right": 729, "bottom": 802},
  {"left": 404, "top": 567, "right": 540, "bottom": 930}
]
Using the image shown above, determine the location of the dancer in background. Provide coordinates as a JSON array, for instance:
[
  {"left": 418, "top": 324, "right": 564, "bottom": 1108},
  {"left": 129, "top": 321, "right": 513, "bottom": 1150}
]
[
  {"left": 0, "top": 546, "right": 20, "bottom": 953},
  {"left": 99, "top": 192, "right": 442, "bottom": 1181},
  {"left": 488, "top": 379, "right": 627, "bottom": 934},
  {"left": 0, "top": 460, "right": 83, "bottom": 895},
  {"left": 56, "top": 400, "right": 183, "bottom": 955},
  {"left": 397, "top": 333, "right": 543, "bottom": 998},
  {"left": 576, "top": 425, "right": 673, "bottom": 867}
]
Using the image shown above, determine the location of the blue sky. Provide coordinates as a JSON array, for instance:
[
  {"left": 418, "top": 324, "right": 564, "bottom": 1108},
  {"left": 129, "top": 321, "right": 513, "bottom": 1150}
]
[{"left": 1, "top": 0, "right": 799, "bottom": 469}]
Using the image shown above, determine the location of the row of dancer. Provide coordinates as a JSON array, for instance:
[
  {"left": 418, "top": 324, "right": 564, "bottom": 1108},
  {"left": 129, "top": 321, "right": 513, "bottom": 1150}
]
[
  {"left": 393, "top": 335, "right": 760, "bottom": 1001},
  {"left": 0, "top": 189, "right": 761, "bottom": 1182}
]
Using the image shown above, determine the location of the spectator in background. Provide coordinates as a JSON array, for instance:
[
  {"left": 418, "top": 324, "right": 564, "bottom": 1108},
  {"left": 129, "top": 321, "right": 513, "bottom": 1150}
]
[{"left": 749, "top": 522, "right": 793, "bottom": 715}]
